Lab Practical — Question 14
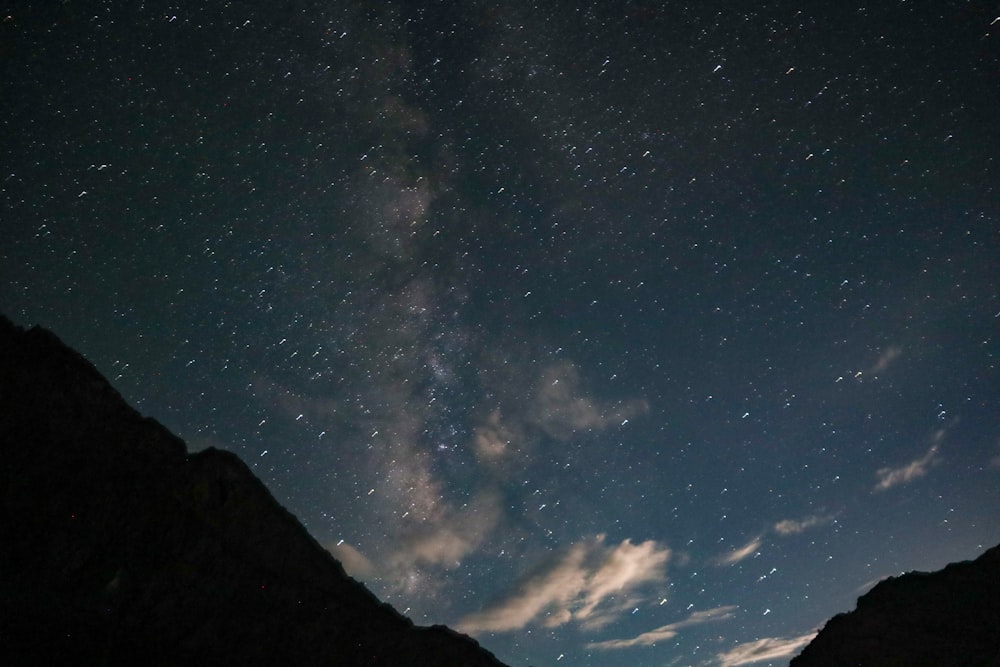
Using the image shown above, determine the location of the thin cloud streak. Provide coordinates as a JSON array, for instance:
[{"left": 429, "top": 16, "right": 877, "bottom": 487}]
[
  {"left": 716, "top": 633, "right": 817, "bottom": 666},
  {"left": 773, "top": 514, "right": 834, "bottom": 535},
  {"left": 717, "top": 536, "right": 762, "bottom": 566},
  {"left": 586, "top": 605, "right": 738, "bottom": 650}
]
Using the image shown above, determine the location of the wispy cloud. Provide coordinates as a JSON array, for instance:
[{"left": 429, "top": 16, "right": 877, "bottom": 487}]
[
  {"left": 586, "top": 605, "right": 737, "bottom": 650},
  {"left": 716, "top": 633, "right": 817, "bottom": 666},
  {"left": 469, "top": 360, "right": 648, "bottom": 474},
  {"left": 716, "top": 535, "right": 762, "bottom": 566},
  {"left": 874, "top": 442, "right": 941, "bottom": 491},
  {"left": 529, "top": 362, "right": 648, "bottom": 440},
  {"left": 456, "top": 536, "right": 670, "bottom": 634},
  {"left": 773, "top": 514, "right": 834, "bottom": 535}
]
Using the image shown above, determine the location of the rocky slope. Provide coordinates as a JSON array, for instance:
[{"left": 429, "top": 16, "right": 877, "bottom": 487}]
[
  {"left": 791, "top": 543, "right": 1000, "bottom": 667},
  {"left": 0, "top": 315, "right": 507, "bottom": 667}
]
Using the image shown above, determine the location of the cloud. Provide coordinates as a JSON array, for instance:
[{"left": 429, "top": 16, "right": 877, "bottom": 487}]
[
  {"left": 874, "top": 443, "right": 941, "bottom": 492},
  {"left": 332, "top": 365, "right": 504, "bottom": 605},
  {"left": 390, "top": 492, "right": 503, "bottom": 569},
  {"left": 530, "top": 362, "right": 648, "bottom": 440},
  {"left": 329, "top": 542, "right": 376, "bottom": 578},
  {"left": 716, "top": 535, "right": 762, "bottom": 566},
  {"left": 586, "top": 605, "right": 738, "bottom": 650},
  {"left": 713, "top": 514, "right": 832, "bottom": 569},
  {"left": 716, "top": 633, "right": 817, "bottom": 666},
  {"left": 773, "top": 514, "right": 834, "bottom": 535},
  {"left": 466, "top": 360, "right": 649, "bottom": 478},
  {"left": 472, "top": 409, "right": 520, "bottom": 463},
  {"left": 333, "top": 487, "right": 504, "bottom": 606},
  {"left": 868, "top": 345, "right": 903, "bottom": 375},
  {"left": 396, "top": 527, "right": 479, "bottom": 567},
  {"left": 988, "top": 439, "right": 1000, "bottom": 469},
  {"left": 341, "top": 169, "right": 436, "bottom": 262},
  {"left": 456, "top": 536, "right": 670, "bottom": 634},
  {"left": 457, "top": 542, "right": 589, "bottom": 633},
  {"left": 710, "top": 515, "right": 834, "bottom": 570},
  {"left": 579, "top": 539, "right": 669, "bottom": 616}
]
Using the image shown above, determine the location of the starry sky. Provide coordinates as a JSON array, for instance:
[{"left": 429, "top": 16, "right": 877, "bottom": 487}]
[{"left": 2, "top": 1, "right": 999, "bottom": 665}]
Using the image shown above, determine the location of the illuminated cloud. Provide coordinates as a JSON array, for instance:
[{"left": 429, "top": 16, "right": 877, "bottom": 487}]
[
  {"left": 717, "top": 535, "right": 763, "bottom": 566},
  {"left": 586, "top": 605, "right": 738, "bottom": 650},
  {"left": 456, "top": 536, "right": 670, "bottom": 634},
  {"left": 874, "top": 444, "right": 941, "bottom": 492},
  {"left": 578, "top": 539, "right": 672, "bottom": 619},
  {"left": 773, "top": 514, "right": 834, "bottom": 535},
  {"left": 717, "top": 633, "right": 817, "bottom": 666}
]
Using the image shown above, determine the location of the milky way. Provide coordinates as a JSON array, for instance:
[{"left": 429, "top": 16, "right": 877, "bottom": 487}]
[{"left": 2, "top": 2, "right": 998, "bottom": 666}]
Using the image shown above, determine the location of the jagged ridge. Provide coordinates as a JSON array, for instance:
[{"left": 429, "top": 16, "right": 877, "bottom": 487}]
[{"left": 0, "top": 315, "right": 508, "bottom": 667}]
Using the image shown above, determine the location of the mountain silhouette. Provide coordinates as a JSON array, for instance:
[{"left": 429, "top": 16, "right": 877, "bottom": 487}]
[
  {"left": 0, "top": 315, "right": 508, "bottom": 667},
  {"left": 791, "top": 542, "right": 1000, "bottom": 666}
]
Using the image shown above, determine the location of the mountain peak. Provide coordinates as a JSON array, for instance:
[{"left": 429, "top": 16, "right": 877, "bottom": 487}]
[{"left": 791, "top": 543, "right": 1000, "bottom": 666}]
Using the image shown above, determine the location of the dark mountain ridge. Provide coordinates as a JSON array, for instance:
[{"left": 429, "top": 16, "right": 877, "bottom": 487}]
[
  {"left": 0, "top": 315, "right": 508, "bottom": 667},
  {"left": 791, "top": 542, "right": 1000, "bottom": 666}
]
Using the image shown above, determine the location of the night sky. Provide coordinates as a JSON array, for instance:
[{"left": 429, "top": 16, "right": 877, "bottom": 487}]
[{"left": 3, "top": 2, "right": 999, "bottom": 666}]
